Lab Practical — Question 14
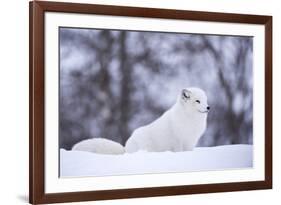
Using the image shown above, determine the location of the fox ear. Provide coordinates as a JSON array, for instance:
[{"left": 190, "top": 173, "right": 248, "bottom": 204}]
[{"left": 181, "top": 89, "right": 191, "bottom": 101}]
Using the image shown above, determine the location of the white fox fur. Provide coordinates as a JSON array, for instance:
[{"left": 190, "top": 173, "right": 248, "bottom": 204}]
[
  {"left": 72, "top": 138, "right": 125, "bottom": 154},
  {"left": 72, "top": 87, "right": 209, "bottom": 154},
  {"left": 125, "top": 87, "right": 209, "bottom": 153}
]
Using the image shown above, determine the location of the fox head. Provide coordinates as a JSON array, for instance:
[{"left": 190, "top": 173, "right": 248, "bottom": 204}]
[{"left": 180, "top": 87, "right": 210, "bottom": 114}]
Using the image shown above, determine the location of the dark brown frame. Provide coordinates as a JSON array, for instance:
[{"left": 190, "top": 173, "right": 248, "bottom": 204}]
[{"left": 29, "top": 1, "right": 272, "bottom": 204}]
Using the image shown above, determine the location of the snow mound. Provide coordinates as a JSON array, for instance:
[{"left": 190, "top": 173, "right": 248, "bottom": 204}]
[{"left": 60, "top": 144, "right": 253, "bottom": 177}]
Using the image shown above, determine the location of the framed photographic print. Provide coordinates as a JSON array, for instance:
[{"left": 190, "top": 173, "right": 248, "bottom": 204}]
[{"left": 29, "top": 1, "right": 272, "bottom": 204}]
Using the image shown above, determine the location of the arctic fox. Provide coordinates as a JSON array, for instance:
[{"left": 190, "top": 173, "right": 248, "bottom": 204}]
[
  {"left": 125, "top": 87, "right": 209, "bottom": 153},
  {"left": 71, "top": 87, "right": 209, "bottom": 154}
]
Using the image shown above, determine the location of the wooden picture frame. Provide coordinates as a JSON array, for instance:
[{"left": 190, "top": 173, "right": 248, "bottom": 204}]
[{"left": 29, "top": 1, "right": 272, "bottom": 204}]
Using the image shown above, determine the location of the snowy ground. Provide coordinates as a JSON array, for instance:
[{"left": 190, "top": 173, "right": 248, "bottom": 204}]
[{"left": 60, "top": 144, "right": 253, "bottom": 177}]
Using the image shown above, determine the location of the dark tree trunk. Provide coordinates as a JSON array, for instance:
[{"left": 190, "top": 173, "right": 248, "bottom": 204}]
[{"left": 119, "top": 31, "right": 132, "bottom": 145}]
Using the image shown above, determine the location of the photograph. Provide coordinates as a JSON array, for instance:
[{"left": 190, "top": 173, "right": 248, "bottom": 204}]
[
  {"left": 29, "top": 1, "right": 272, "bottom": 203},
  {"left": 59, "top": 27, "right": 253, "bottom": 177}
]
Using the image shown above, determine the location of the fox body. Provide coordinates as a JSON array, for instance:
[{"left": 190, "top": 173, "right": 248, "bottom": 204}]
[{"left": 125, "top": 87, "right": 209, "bottom": 153}]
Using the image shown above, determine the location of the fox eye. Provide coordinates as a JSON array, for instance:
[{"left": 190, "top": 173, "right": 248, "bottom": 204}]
[{"left": 195, "top": 100, "right": 200, "bottom": 104}]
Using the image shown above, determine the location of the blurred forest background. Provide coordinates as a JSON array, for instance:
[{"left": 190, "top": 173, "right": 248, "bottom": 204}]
[{"left": 59, "top": 27, "right": 253, "bottom": 150}]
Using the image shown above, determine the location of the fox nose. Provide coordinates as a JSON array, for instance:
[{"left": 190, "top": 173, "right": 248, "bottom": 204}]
[{"left": 207, "top": 106, "right": 210, "bottom": 110}]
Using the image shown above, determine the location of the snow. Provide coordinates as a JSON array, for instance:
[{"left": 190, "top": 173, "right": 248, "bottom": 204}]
[{"left": 60, "top": 144, "right": 253, "bottom": 177}]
